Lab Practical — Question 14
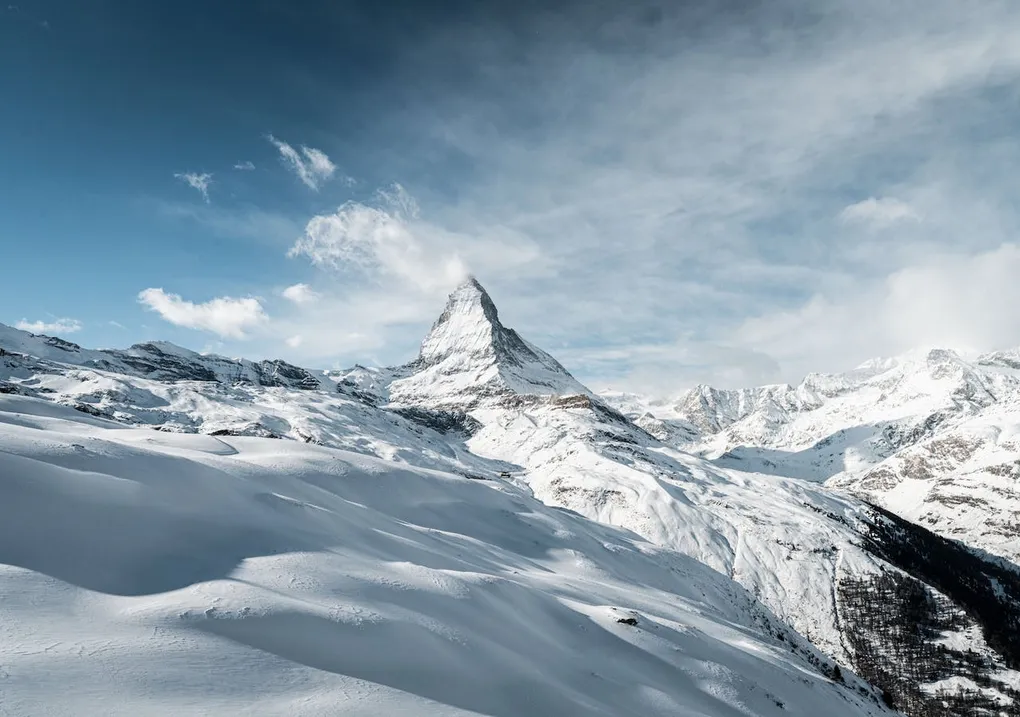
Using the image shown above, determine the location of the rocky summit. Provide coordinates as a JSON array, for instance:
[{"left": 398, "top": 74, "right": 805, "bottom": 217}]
[{"left": 388, "top": 276, "right": 590, "bottom": 408}]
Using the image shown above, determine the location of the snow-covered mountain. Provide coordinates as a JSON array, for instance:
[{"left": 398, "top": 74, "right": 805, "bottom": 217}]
[
  {"left": 3, "top": 279, "right": 1020, "bottom": 716},
  {"left": 386, "top": 277, "right": 590, "bottom": 408},
  {"left": 0, "top": 323, "right": 327, "bottom": 390},
  {"left": 603, "top": 348, "right": 1020, "bottom": 566},
  {"left": 2, "top": 395, "right": 890, "bottom": 717}
]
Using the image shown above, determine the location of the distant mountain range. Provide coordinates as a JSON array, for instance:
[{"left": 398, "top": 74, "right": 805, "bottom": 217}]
[{"left": 603, "top": 346, "right": 1020, "bottom": 567}]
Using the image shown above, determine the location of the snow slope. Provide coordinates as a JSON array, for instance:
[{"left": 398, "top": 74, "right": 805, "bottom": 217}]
[
  {"left": 375, "top": 281, "right": 1020, "bottom": 714},
  {"left": 0, "top": 394, "right": 889, "bottom": 717},
  {"left": 451, "top": 386, "right": 1020, "bottom": 717}
]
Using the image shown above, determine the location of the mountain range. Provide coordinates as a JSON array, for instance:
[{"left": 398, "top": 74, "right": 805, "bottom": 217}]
[
  {"left": 2, "top": 278, "right": 1019, "bottom": 716},
  {"left": 603, "top": 346, "right": 1020, "bottom": 567}
]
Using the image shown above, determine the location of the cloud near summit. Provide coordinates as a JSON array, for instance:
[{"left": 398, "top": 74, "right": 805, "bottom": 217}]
[{"left": 287, "top": 185, "right": 542, "bottom": 296}]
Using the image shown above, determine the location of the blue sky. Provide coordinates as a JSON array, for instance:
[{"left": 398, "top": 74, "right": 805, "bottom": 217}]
[{"left": 5, "top": 0, "right": 1020, "bottom": 394}]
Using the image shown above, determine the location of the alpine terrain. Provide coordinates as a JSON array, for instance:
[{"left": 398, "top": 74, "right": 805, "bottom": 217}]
[
  {"left": 603, "top": 349, "right": 1020, "bottom": 567},
  {"left": 2, "top": 278, "right": 1019, "bottom": 716}
]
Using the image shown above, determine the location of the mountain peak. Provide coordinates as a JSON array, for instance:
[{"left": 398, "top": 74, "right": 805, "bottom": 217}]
[
  {"left": 418, "top": 276, "right": 504, "bottom": 366},
  {"left": 451, "top": 275, "right": 499, "bottom": 313},
  {"left": 455, "top": 274, "right": 485, "bottom": 294},
  {"left": 390, "top": 278, "right": 589, "bottom": 407}
]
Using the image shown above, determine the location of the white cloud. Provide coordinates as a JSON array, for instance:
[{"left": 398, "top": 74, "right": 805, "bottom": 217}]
[
  {"left": 281, "top": 283, "right": 319, "bottom": 305},
  {"left": 262, "top": 288, "right": 442, "bottom": 366},
  {"left": 233, "top": 161, "right": 255, "bottom": 171},
  {"left": 734, "top": 243, "right": 1020, "bottom": 379},
  {"left": 15, "top": 318, "right": 82, "bottom": 335},
  {"left": 173, "top": 172, "right": 213, "bottom": 203},
  {"left": 287, "top": 185, "right": 548, "bottom": 301},
  {"left": 838, "top": 197, "right": 921, "bottom": 228},
  {"left": 137, "top": 288, "right": 267, "bottom": 339},
  {"left": 108, "top": 320, "right": 126, "bottom": 329},
  {"left": 267, "top": 134, "right": 339, "bottom": 190},
  {"left": 288, "top": 186, "right": 472, "bottom": 294}
]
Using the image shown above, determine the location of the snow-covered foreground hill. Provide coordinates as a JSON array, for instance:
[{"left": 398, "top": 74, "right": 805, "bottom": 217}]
[
  {"left": 0, "top": 394, "right": 888, "bottom": 717},
  {"left": 603, "top": 349, "right": 1020, "bottom": 566},
  {"left": 3, "top": 278, "right": 1020, "bottom": 716}
]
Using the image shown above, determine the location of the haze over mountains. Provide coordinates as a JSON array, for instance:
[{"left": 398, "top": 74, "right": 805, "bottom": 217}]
[{"left": 2, "top": 278, "right": 1019, "bottom": 716}]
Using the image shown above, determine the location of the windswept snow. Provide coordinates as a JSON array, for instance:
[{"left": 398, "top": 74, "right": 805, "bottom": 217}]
[{"left": 0, "top": 395, "right": 888, "bottom": 717}]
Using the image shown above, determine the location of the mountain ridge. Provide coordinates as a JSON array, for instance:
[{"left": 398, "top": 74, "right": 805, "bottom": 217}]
[{"left": 602, "top": 345, "right": 1020, "bottom": 565}]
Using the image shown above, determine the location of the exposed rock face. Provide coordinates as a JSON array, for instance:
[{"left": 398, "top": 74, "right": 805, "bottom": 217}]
[
  {"left": 391, "top": 406, "right": 482, "bottom": 436},
  {"left": 104, "top": 342, "right": 325, "bottom": 389},
  {"left": 0, "top": 326, "right": 325, "bottom": 390}
]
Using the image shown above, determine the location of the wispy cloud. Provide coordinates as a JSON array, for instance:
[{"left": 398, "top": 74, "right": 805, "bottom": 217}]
[
  {"left": 233, "top": 161, "right": 255, "bottom": 171},
  {"left": 838, "top": 197, "right": 921, "bottom": 228},
  {"left": 281, "top": 283, "right": 319, "bottom": 305},
  {"left": 289, "top": 185, "right": 466, "bottom": 293},
  {"left": 173, "top": 172, "right": 213, "bottom": 203},
  {"left": 288, "top": 184, "right": 543, "bottom": 298},
  {"left": 267, "top": 134, "right": 342, "bottom": 190},
  {"left": 323, "top": 0, "right": 1020, "bottom": 390},
  {"left": 15, "top": 318, "right": 82, "bottom": 335},
  {"left": 139, "top": 3, "right": 1020, "bottom": 391},
  {"left": 150, "top": 199, "right": 302, "bottom": 248},
  {"left": 264, "top": 288, "right": 442, "bottom": 365},
  {"left": 137, "top": 288, "right": 267, "bottom": 338}
]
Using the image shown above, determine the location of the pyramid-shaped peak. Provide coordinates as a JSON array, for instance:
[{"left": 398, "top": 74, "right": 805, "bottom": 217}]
[
  {"left": 445, "top": 275, "right": 499, "bottom": 319},
  {"left": 392, "top": 277, "right": 589, "bottom": 406},
  {"left": 455, "top": 274, "right": 485, "bottom": 293},
  {"left": 419, "top": 276, "right": 505, "bottom": 366}
]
